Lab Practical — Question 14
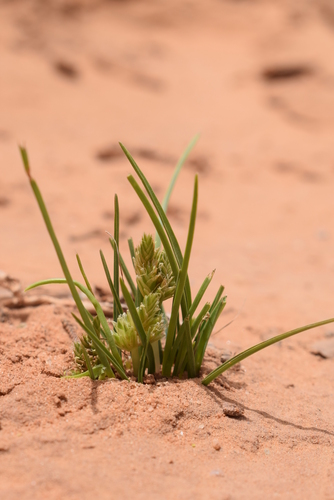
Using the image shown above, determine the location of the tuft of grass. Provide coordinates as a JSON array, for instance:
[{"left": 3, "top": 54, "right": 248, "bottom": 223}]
[{"left": 20, "top": 143, "right": 334, "bottom": 385}]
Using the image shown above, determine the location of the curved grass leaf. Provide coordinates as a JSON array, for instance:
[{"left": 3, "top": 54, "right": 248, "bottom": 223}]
[
  {"left": 120, "top": 143, "right": 192, "bottom": 307},
  {"left": 127, "top": 175, "right": 179, "bottom": 279},
  {"left": 25, "top": 278, "right": 124, "bottom": 368},
  {"left": 72, "top": 314, "right": 119, "bottom": 379},
  {"left": 120, "top": 278, "right": 155, "bottom": 382},
  {"left": 188, "top": 271, "right": 215, "bottom": 318},
  {"left": 20, "top": 147, "right": 91, "bottom": 330},
  {"left": 76, "top": 254, "right": 94, "bottom": 295},
  {"left": 157, "top": 133, "right": 199, "bottom": 247},
  {"left": 80, "top": 342, "right": 95, "bottom": 379},
  {"left": 191, "top": 302, "right": 211, "bottom": 339},
  {"left": 202, "top": 317, "right": 334, "bottom": 385},
  {"left": 195, "top": 298, "right": 226, "bottom": 373},
  {"left": 64, "top": 364, "right": 107, "bottom": 380},
  {"left": 110, "top": 238, "right": 136, "bottom": 297},
  {"left": 161, "top": 134, "right": 200, "bottom": 213}
]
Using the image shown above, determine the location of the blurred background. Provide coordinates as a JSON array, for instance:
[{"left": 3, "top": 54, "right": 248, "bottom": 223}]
[{"left": 1, "top": 0, "right": 334, "bottom": 346}]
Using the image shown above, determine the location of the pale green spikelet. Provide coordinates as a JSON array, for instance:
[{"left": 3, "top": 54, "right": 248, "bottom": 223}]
[
  {"left": 155, "top": 248, "right": 176, "bottom": 301},
  {"left": 135, "top": 233, "right": 155, "bottom": 267},
  {"left": 134, "top": 234, "right": 175, "bottom": 302},
  {"left": 113, "top": 311, "right": 140, "bottom": 352},
  {"left": 138, "top": 293, "right": 166, "bottom": 343},
  {"left": 113, "top": 292, "right": 166, "bottom": 352}
]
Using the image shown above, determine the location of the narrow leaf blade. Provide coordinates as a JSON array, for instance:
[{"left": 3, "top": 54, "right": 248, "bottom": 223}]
[
  {"left": 162, "top": 175, "right": 198, "bottom": 376},
  {"left": 202, "top": 317, "right": 334, "bottom": 386}
]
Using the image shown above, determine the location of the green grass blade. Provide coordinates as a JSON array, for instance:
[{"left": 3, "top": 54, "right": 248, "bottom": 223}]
[
  {"left": 100, "top": 250, "right": 124, "bottom": 320},
  {"left": 128, "top": 238, "right": 136, "bottom": 264},
  {"left": 135, "top": 287, "right": 143, "bottom": 308},
  {"left": 138, "top": 334, "right": 149, "bottom": 383},
  {"left": 184, "top": 317, "right": 196, "bottom": 378},
  {"left": 171, "top": 323, "right": 186, "bottom": 375},
  {"left": 20, "top": 147, "right": 91, "bottom": 330},
  {"left": 147, "top": 343, "right": 156, "bottom": 375},
  {"left": 161, "top": 134, "right": 200, "bottom": 213},
  {"left": 127, "top": 175, "right": 179, "bottom": 279},
  {"left": 20, "top": 146, "right": 30, "bottom": 175},
  {"left": 191, "top": 302, "right": 211, "bottom": 338},
  {"left": 211, "top": 285, "right": 225, "bottom": 312},
  {"left": 202, "top": 317, "right": 334, "bottom": 386},
  {"left": 113, "top": 194, "right": 120, "bottom": 319},
  {"left": 120, "top": 279, "right": 155, "bottom": 380},
  {"left": 120, "top": 279, "right": 147, "bottom": 347},
  {"left": 129, "top": 238, "right": 143, "bottom": 306},
  {"left": 26, "top": 278, "right": 123, "bottom": 367},
  {"left": 170, "top": 321, "right": 185, "bottom": 358},
  {"left": 156, "top": 134, "right": 199, "bottom": 246},
  {"left": 162, "top": 175, "right": 198, "bottom": 376},
  {"left": 64, "top": 365, "right": 105, "bottom": 379},
  {"left": 120, "top": 143, "right": 192, "bottom": 306},
  {"left": 197, "top": 285, "right": 226, "bottom": 344},
  {"left": 110, "top": 238, "right": 136, "bottom": 297},
  {"left": 80, "top": 342, "right": 95, "bottom": 379},
  {"left": 76, "top": 254, "right": 94, "bottom": 295},
  {"left": 73, "top": 314, "right": 115, "bottom": 377},
  {"left": 188, "top": 271, "right": 215, "bottom": 318},
  {"left": 72, "top": 314, "right": 127, "bottom": 379},
  {"left": 195, "top": 298, "right": 226, "bottom": 373}
]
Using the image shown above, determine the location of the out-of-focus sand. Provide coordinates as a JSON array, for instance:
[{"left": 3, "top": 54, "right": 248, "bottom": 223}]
[{"left": 1, "top": 1, "right": 334, "bottom": 499}]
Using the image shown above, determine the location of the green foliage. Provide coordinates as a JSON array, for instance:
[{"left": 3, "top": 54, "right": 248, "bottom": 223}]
[
  {"left": 21, "top": 143, "right": 334, "bottom": 387},
  {"left": 73, "top": 335, "right": 99, "bottom": 372}
]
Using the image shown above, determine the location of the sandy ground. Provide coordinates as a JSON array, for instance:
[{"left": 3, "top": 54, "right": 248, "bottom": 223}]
[{"left": 1, "top": 0, "right": 334, "bottom": 498}]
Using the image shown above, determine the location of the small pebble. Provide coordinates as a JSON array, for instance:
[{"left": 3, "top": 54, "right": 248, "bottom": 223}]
[
  {"left": 223, "top": 404, "right": 244, "bottom": 418},
  {"left": 220, "top": 349, "right": 232, "bottom": 363},
  {"left": 144, "top": 374, "right": 156, "bottom": 385},
  {"left": 213, "top": 441, "right": 221, "bottom": 451}
]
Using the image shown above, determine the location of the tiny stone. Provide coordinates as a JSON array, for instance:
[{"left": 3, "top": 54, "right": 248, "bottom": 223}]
[
  {"left": 220, "top": 349, "right": 232, "bottom": 363},
  {"left": 144, "top": 374, "right": 156, "bottom": 385},
  {"left": 213, "top": 441, "right": 221, "bottom": 451},
  {"left": 223, "top": 404, "right": 244, "bottom": 418}
]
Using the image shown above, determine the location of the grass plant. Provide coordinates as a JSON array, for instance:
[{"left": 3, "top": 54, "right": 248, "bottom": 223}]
[{"left": 21, "top": 142, "right": 334, "bottom": 385}]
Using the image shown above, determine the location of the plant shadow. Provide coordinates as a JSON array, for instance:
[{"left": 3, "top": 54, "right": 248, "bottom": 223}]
[{"left": 205, "top": 383, "right": 334, "bottom": 437}]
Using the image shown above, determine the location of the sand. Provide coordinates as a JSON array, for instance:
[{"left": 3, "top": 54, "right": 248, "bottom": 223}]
[{"left": 1, "top": 1, "right": 334, "bottom": 498}]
